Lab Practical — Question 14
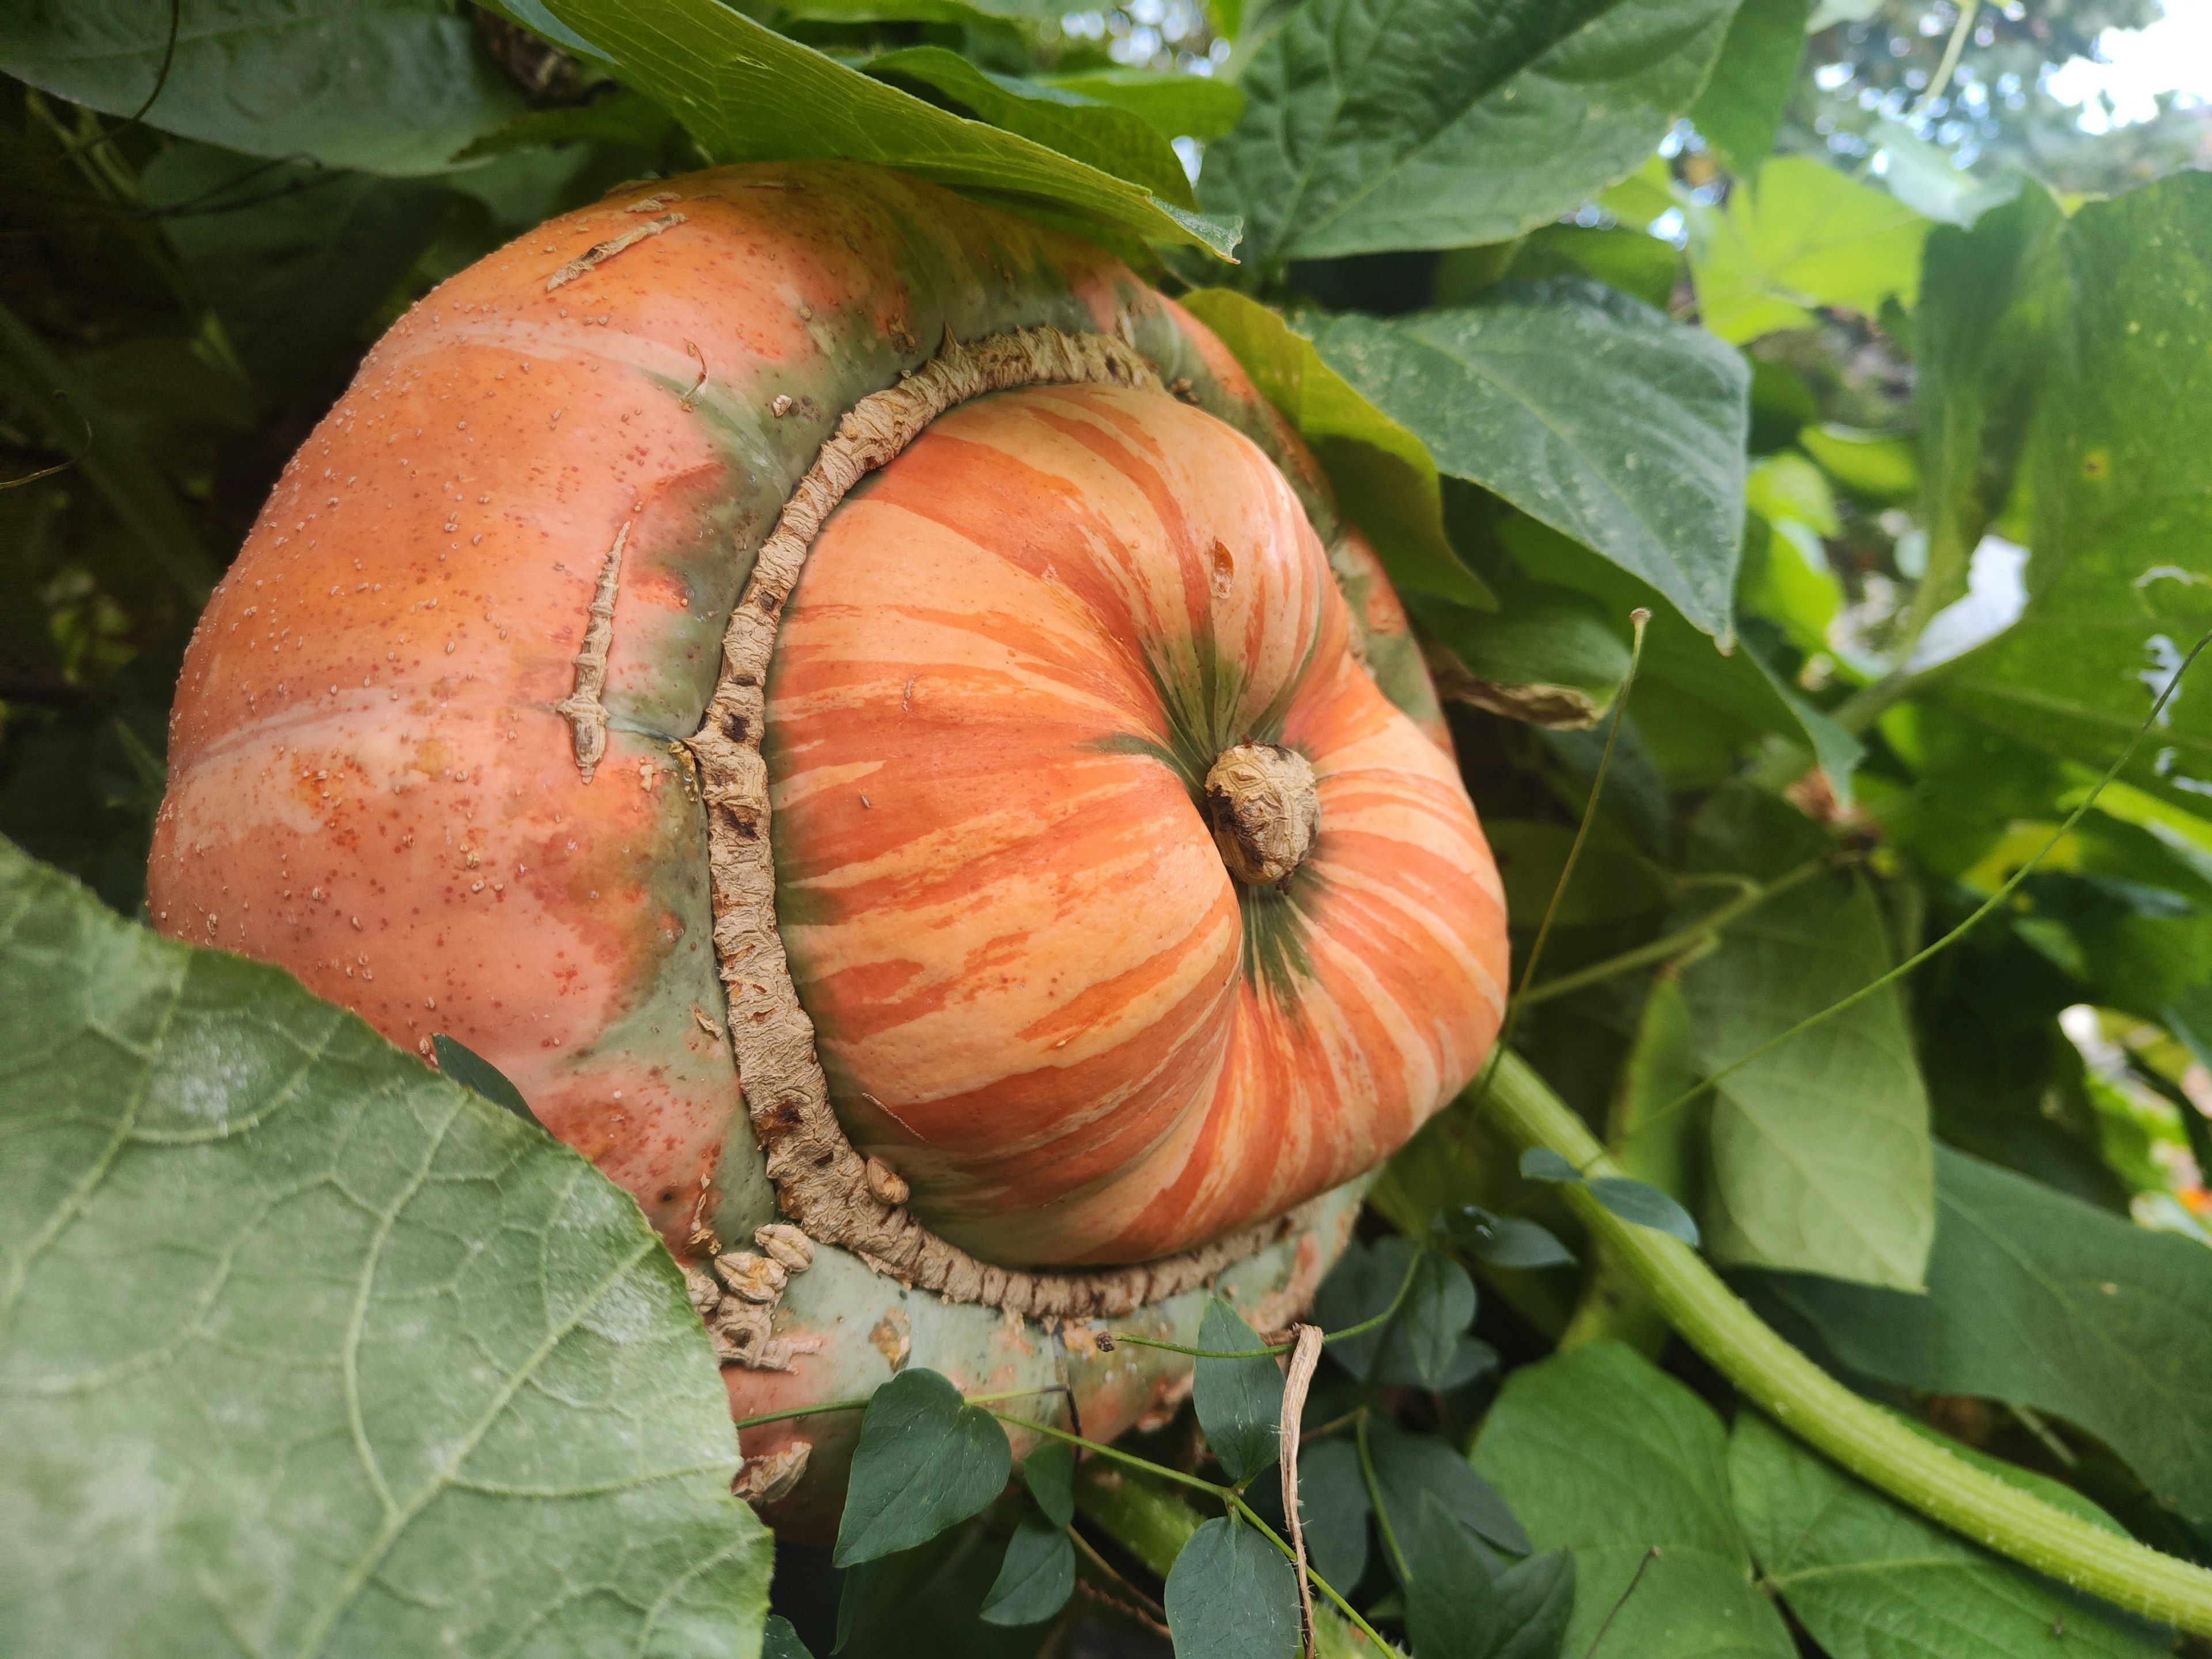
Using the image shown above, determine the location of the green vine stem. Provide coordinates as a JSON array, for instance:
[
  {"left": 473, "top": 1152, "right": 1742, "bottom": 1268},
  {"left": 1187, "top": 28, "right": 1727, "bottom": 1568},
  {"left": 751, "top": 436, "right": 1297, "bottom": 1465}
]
[{"left": 1482, "top": 1046, "right": 2212, "bottom": 1635}]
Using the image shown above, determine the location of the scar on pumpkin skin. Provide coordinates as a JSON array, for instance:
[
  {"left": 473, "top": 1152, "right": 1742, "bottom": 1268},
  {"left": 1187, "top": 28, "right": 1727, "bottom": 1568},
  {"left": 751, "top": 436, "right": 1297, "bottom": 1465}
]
[
  {"left": 545, "top": 211, "right": 687, "bottom": 291},
  {"left": 555, "top": 521, "right": 628, "bottom": 783}
]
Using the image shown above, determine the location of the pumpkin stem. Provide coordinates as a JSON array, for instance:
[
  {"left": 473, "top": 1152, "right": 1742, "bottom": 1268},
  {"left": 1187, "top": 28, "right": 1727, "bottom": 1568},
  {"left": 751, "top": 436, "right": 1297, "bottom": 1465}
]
[{"left": 1204, "top": 743, "right": 1319, "bottom": 888}]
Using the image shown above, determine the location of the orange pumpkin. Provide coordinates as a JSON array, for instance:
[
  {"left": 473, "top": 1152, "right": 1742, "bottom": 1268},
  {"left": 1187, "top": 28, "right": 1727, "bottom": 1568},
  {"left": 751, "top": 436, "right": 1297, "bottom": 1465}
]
[{"left": 148, "top": 162, "right": 1506, "bottom": 1521}]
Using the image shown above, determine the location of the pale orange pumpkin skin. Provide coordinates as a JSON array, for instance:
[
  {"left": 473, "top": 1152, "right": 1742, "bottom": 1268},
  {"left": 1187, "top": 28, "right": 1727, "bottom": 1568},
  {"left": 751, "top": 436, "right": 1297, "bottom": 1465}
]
[{"left": 146, "top": 162, "right": 1505, "bottom": 1516}]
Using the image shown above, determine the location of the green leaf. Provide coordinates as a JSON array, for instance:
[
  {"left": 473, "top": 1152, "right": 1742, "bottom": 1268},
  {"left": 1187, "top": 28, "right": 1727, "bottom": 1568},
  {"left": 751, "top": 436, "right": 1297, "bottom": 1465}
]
[
  {"left": 1294, "top": 1439, "right": 1372, "bottom": 1592},
  {"left": 1314, "top": 1233, "right": 1413, "bottom": 1379},
  {"left": 141, "top": 144, "right": 450, "bottom": 402},
  {"left": 1442, "top": 1206, "right": 1577, "bottom": 1270},
  {"left": 1369, "top": 1416, "right": 1530, "bottom": 1563},
  {"left": 979, "top": 1514, "right": 1075, "bottom": 1627},
  {"left": 1932, "top": 174, "right": 2212, "bottom": 814},
  {"left": 452, "top": 86, "right": 681, "bottom": 161},
  {"left": 1473, "top": 1344, "right": 1795, "bottom": 1659},
  {"left": 1728, "top": 1413, "right": 2166, "bottom": 1659},
  {"left": 834, "top": 1368, "right": 1013, "bottom": 1566},
  {"left": 1177, "top": 288, "right": 1490, "bottom": 608},
  {"left": 835, "top": 1556, "right": 881, "bottom": 1652},
  {"left": 1798, "top": 424, "right": 1920, "bottom": 505},
  {"left": 0, "top": 842, "right": 772, "bottom": 1653},
  {"left": 1022, "top": 1440, "right": 1075, "bottom": 1529},
  {"left": 1679, "top": 787, "right": 1935, "bottom": 1289},
  {"left": 429, "top": 1032, "right": 538, "bottom": 1126},
  {"left": 1039, "top": 68, "right": 1246, "bottom": 142},
  {"left": 862, "top": 47, "right": 1197, "bottom": 207},
  {"left": 1687, "top": 0, "right": 1808, "bottom": 176},
  {"left": 542, "top": 0, "right": 1240, "bottom": 257},
  {"left": 1410, "top": 586, "right": 1633, "bottom": 729},
  {"left": 764, "top": 1613, "right": 818, "bottom": 1659},
  {"left": 1163, "top": 1517, "right": 1301, "bottom": 1659},
  {"left": 1486, "top": 820, "right": 1672, "bottom": 927},
  {"left": 1690, "top": 156, "right": 1930, "bottom": 343},
  {"left": 1411, "top": 1493, "right": 1577, "bottom": 1659},
  {"left": 1198, "top": 0, "right": 1738, "bottom": 263},
  {"left": 1310, "top": 282, "right": 1751, "bottom": 639},
  {"left": 1374, "top": 1253, "right": 1484, "bottom": 1390},
  {"left": 1755, "top": 1145, "right": 2212, "bottom": 1533},
  {"left": 1587, "top": 1177, "right": 1702, "bottom": 1245},
  {"left": 1194, "top": 1299, "right": 1284, "bottom": 1484},
  {"left": 1520, "top": 1147, "right": 1583, "bottom": 1184}
]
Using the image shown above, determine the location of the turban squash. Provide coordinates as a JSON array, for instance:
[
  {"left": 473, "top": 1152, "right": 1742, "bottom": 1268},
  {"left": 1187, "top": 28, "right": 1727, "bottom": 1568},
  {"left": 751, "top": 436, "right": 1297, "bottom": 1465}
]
[{"left": 148, "top": 162, "right": 1509, "bottom": 1529}]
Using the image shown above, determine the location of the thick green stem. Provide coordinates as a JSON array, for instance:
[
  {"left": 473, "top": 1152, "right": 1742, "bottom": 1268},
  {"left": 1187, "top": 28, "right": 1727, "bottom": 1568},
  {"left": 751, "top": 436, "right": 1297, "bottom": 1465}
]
[{"left": 1483, "top": 1047, "right": 2212, "bottom": 1635}]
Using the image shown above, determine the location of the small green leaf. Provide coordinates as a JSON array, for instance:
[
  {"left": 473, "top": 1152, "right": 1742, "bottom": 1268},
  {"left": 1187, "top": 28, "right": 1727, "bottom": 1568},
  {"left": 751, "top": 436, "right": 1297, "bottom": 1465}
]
[
  {"left": 763, "top": 1613, "right": 817, "bottom": 1659},
  {"left": 430, "top": 1032, "right": 538, "bottom": 1126},
  {"left": 1729, "top": 1413, "right": 2165, "bottom": 1659},
  {"left": 1198, "top": 0, "right": 1737, "bottom": 262},
  {"left": 1195, "top": 1299, "right": 1284, "bottom": 1484},
  {"left": 1310, "top": 284, "right": 1750, "bottom": 641},
  {"left": 1022, "top": 1440, "right": 1076, "bottom": 1529},
  {"left": 834, "top": 1557, "right": 880, "bottom": 1653},
  {"left": 1518, "top": 1148, "right": 1582, "bottom": 1184},
  {"left": 1411, "top": 1493, "right": 1576, "bottom": 1659},
  {"left": 1685, "top": 0, "right": 1808, "bottom": 177},
  {"left": 1408, "top": 586, "right": 1632, "bottom": 730},
  {"left": 1163, "top": 1517, "right": 1301, "bottom": 1659},
  {"left": 1369, "top": 1417, "right": 1530, "bottom": 1565},
  {"left": 833, "top": 1369, "right": 1012, "bottom": 1566},
  {"left": 1444, "top": 1207, "right": 1577, "bottom": 1271},
  {"left": 542, "top": 0, "right": 1240, "bottom": 256},
  {"left": 1797, "top": 424, "right": 1920, "bottom": 505},
  {"left": 1689, "top": 156, "right": 1929, "bottom": 343},
  {"left": 979, "top": 1514, "right": 1075, "bottom": 1627},
  {"left": 1587, "top": 1178, "right": 1700, "bottom": 1246},
  {"left": 1375, "top": 1253, "right": 1480, "bottom": 1389},
  {"left": 1038, "top": 68, "right": 1246, "bottom": 142},
  {"left": 1313, "top": 1234, "right": 1418, "bottom": 1380},
  {"left": 1294, "top": 1439, "right": 1372, "bottom": 1592}
]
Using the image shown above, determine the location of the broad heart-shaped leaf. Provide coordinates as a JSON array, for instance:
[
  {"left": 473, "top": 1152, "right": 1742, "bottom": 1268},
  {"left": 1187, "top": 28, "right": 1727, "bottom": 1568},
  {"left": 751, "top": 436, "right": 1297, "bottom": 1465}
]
[
  {"left": 1039, "top": 69, "right": 1247, "bottom": 142},
  {"left": 1685, "top": 0, "right": 1807, "bottom": 176},
  {"left": 1473, "top": 1344, "right": 1794, "bottom": 1659},
  {"left": 1311, "top": 282, "right": 1750, "bottom": 640},
  {"left": 1177, "top": 288, "right": 1491, "bottom": 609},
  {"left": 1933, "top": 173, "right": 2212, "bottom": 813},
  {"left": 0, "top": 0, "right": 525, "bottom": 174},
  {"left": 861, "top": 48, "right": 1196, "bottom": 207},
  {"left": 1728, "top": 1414, "right": 2165, "bottom": 1659},
  {"left": 1194, "top": 1298, "right": 1284, "bottom": 1484},
  {"left": 139, "top": 144, "right": 450, "bottom": 402},
  {"left": 1679, "top": 787, "right": 1934, "bottom": 1290},
  {"left": 979, "top": 1514, "right": 1075, "bottom": 1627},
  {"left": 1021, "top": 1438, "right": 1076, "bottom": 1528},
  {"left": 1690, "top": 156, "right": 1930, "bottom": 343},
  {"left": 1196, "top": 0, "right": 1737, "bottom": 263},
  {"left": 834, "top": 1368, "right": 1013, "bottom": 1565},
  {"left": 1163, "top": 1517, "right": 1301, "bottom": 1659},
  {"left": 0, "top": 842, "right": 770, "bottom": 1655},
  {"left": 543, "top": 0, "right": 1238, "bottom": 257},
  {"left": 1412, "top": 1494, "right": 1576, "bottom": 1659},
  {"left": 1751, "top": 1146, "right": 2212, "bottom": 1534}
]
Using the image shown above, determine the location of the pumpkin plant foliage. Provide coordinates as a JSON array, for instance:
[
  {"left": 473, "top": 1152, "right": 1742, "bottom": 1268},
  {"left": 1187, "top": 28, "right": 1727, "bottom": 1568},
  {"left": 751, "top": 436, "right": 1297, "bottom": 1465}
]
[{"left": 16, "top": 0, "right": 2212, "bottom": 1656}]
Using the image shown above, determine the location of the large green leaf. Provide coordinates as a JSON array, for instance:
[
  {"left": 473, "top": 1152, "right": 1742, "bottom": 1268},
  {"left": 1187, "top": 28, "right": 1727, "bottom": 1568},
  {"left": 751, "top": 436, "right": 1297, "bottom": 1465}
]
[
  {"left": 1690, "top": 156, "right": 1929, "bottom": 343},
  {"left": 1756, "top": 1145, "right": 2212, "bottom": 1533},
  {"left": 1473, "top": 1343, "right": 1794, "bottom": 1659},
  {"left": 1729, "top": 1414, "right": 2165, "bottom": 1659},
  {"left": 0, "top": 842, "right": 771, "bottom": 1654},
  {"left": 1038, "top": 69, "right": 1245, "bottom": 142},
  {"left": 543, "top": 0, "right": 1239, "bottom": 256},
  {"left": 0, "top": 0, "right": 526, "bottom": 175},
  {"left": 1679, "top": 787, "right": 1934, "bottom": 1289},
  {"left": 1686, "top": 0, "right": 1808, "bottom": 176},
  {"left": 1309, "top": 281, "right": 1751, "bottom": 639},
  {"left": 1198, "top": 0, "right": 1738, "bottom": 264},
  {"left": 142, "top": 144, "right": 451, "bottom": 402},
  {"left": 1178, "top": 288, "right": 1491, "bottom": 608},
  {"left": 861, "top": 48, "right": 1196, "bottom": 207},
  {"left": 1934, "top": 174, "right": 2212, "bottom": 812}
]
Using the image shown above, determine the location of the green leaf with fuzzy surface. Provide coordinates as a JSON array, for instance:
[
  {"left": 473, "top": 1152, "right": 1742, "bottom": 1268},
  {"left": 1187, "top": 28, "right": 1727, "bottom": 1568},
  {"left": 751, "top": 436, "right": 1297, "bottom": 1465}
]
[
  {"left": 1729, "top": 1413, "right": 2165, "bottom": 1659},
  {"left": 1679, "top": 787, "right": 1934, "bottom": 1289},
  {"left": 1473, "top": 1343, "right": 1794, "bottom": 1659},
  {"left": 1310, "top": 282, "right": 1749, "bottom": 639},
  {"left": 0, "top": 0, "right": 526, "bottom": 174},
  {"left": 1753, "top": 1145, "right": 2212, "bottom": 1535},
  {"left": 0, "top": 842, "right": 771, "bottom": 1656},
  {"left": 544, "top": 0, "right": 1240, "bottom": 256},
  {"left": 1197, "top": 0, "right": 1738, "bottom": 263}
]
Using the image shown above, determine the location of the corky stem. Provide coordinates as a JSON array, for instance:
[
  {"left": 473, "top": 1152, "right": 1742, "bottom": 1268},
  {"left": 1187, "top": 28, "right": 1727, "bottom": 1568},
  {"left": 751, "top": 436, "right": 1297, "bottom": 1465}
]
[{"left": 1204, "top": 743, "right": 1319, "bottom": 887}]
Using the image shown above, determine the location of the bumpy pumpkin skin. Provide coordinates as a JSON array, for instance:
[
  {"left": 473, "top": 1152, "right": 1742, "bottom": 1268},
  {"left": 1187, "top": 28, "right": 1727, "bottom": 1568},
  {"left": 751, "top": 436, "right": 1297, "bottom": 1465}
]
[{"left": 147, "top": 162, "right": 1503, "bottom": 1519}]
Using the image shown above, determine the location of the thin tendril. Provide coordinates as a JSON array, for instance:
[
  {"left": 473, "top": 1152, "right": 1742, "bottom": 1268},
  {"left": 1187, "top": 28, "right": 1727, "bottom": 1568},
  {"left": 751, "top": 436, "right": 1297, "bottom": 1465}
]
[
  {"left": 1105, "top": 1240, "right": 1424, "bottom": 1359},
  {"left": 1643, "top": 626, "right": 2212, "bottom": 1135},
  {"left": 0, "top": 392, "right": 92, "bottom": 491},
  {"left": 126, "top": 0, "right": 183, "bottom": 127}
]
